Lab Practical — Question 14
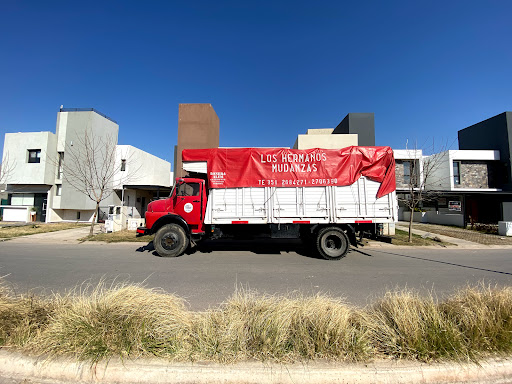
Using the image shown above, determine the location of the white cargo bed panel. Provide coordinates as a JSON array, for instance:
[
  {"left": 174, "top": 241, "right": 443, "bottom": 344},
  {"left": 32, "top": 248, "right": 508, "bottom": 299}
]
[
  {"left": 333, "top": 177, "right": 396, "bottom": 221},
  {"left": 205, "top": 187, "right": 268, "bottom": 224},
  {"left": 205, "top": 177, "right": 397, "bottom": 225}
]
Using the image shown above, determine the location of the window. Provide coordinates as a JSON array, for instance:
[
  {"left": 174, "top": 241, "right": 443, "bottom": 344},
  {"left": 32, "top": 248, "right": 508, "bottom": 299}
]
[
  {"left": 453, "top": 161, "right": 461, "bottom": 185},
  {"left": 28, "top": 149, "right": 41, "bottom": 163},
  {"left": 403, "top": 161, "right": 411, "bottom": 184},
  {"left": 121, "top": 159, "right": 126, "bottom": 171},
  {"left": 177, "top": 182, "right": 200, "bottom": 196},
  {"left": 76, "top": 211, "right": 81, "bottom": 220},
  {"left": 11, "top": 193, "right": 35, "bottom": 206},
  {"left": 57, "top": 152, "right": 64, "bottom": 179},
  {"left": 56, "top": 185, "right": 62, "bottom": 196}
]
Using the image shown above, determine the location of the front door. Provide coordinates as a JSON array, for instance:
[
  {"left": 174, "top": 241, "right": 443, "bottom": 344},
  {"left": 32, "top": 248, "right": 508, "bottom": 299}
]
[
  {"left": 173, "top": 181, "right": 203, "bottom": 229},
  {"left": 41, "top": 198, "right": 47, "bottom": 222}
]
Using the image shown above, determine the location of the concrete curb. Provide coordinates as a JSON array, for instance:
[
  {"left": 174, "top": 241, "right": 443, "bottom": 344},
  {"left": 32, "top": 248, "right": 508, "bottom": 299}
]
[{"left": 1, "top": 350, "right": 511, "bottom": 384}]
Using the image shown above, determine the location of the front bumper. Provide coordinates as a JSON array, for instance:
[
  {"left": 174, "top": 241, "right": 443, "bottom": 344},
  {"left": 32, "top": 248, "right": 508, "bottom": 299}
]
[{"left": 136, "top": 227, "right": 150, "bottom": 237}]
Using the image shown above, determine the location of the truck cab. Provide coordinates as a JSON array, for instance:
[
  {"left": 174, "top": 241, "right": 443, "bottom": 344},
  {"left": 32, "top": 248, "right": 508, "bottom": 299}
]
[{"left": 137, "top": 177, "right": 207, "bottom": 256}]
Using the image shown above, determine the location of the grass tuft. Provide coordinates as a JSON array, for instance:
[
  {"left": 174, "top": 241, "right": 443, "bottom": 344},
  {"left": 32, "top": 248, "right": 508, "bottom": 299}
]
[
  {"left": 368, "top": 289, "right": 467, "bottom": 360},
  {"left": 0, "top": 281, "right": 56, "bottom": 346},
  {"left": 32, "top": 282, "right": 192, "bottom": 362},
  {"left": 1, "top": 279, "right": 512, "bottom": 363}
]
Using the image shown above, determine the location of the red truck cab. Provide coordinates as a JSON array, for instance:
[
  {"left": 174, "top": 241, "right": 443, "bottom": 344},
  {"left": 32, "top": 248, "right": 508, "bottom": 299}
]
[{"left": 137, "top": 178, "right": 207, "bottom": 256}]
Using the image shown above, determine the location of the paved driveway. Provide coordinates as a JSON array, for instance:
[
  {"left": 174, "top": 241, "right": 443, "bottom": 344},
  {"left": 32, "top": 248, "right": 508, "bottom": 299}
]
[{"left": 1, "top": 239, "right": 511, "bottom": 310}]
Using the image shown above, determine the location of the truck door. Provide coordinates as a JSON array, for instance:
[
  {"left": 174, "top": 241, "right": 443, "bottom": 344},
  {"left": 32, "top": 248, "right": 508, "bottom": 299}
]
[{"left": 173, "top": 181, "right": 203, "bottom": 230}]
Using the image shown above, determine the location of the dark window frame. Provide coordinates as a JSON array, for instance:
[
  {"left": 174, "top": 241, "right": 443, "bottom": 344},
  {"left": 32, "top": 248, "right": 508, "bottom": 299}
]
[
  {"left": 403, "top": 161, "right": 412, "bottom": 185},
  {"left": 28, "top": 149, "right": 41, "bottom": 163},
  {"left": 453, "top": 161, "right": 461, "bottom": 185}
]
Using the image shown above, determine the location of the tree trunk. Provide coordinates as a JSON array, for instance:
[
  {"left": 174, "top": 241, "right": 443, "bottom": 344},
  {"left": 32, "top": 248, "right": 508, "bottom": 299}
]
[
  {"left": 408, "top": 206, "right": 414, "bottom": 243},
  {"left": 89, "top": 201, "right": 100, "bottom": 237}
]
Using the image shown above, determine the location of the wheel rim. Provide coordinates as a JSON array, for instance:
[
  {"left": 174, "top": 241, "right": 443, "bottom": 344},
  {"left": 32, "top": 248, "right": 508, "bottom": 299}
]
[
  {"left": 161, "top": 232, "right": 180, "bottom": 251},
  {"left": 322, "top": 232, "right": 344, "bottom": 257}
]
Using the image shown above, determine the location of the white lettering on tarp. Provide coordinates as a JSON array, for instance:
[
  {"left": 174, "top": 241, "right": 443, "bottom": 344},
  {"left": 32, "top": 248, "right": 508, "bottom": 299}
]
[
  {"left": 260, "top": 154, "right": 278, "bottom": 163},
  {"left": 259, "top": 151, "right": 326, "bottom": 173},
  {"left": 271, "top": 163, "right": 318, "bottom": 172},
  {"left": 210, "top": 171, "right": 226, "bottom": 186}
]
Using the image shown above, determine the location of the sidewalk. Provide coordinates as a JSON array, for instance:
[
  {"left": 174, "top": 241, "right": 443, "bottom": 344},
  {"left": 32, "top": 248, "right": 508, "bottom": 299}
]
[
  {"left": 395, "top": 221, "right": 512, "bottom": 248},
  {"left": 3, "top": 225, "right": 103, "bottom": 244},
  {"left": 395, "top": 223, "right": 482, "bottom": 247},
  {"left": 0, "top": 350, "right": 511, "bottom": 384}
]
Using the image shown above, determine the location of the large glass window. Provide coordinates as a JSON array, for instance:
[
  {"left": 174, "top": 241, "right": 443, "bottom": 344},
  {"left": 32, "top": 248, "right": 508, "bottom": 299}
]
[
  {"left": 11, "top": 193, "right": 35, "bottom": 206},
  {"left": 403, "top": 161, "right": 411, "bottom": 184},
  {"left": 453, "top": 161, "right": 461, "bottom": 185},
  {"left": 28, "top": 149, "right": 41, "bottom": 163}
]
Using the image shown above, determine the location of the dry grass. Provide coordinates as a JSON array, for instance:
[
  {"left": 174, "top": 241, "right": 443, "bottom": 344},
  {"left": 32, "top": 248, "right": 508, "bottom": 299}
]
[
  {"left": 0, "top": 222, "right": 88, "bottom": 239},
  {"left": 80, "top": 229, "right": 154, "bottom": 243},
  {"left": 1, "top": 279, "right": 511, "bottom": 363},
  {"left": 0, "top": 280, "right": 56, "bottom": 347},
  {"left": 32, "top": 282, "right": 192, "bottom": 362},
  {"left": 391, "top": 229, "right": 453, "bottom": 246}
]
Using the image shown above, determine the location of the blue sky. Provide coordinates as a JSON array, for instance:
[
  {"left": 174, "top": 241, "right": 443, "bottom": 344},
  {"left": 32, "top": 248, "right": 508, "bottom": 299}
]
[{"left": 1, "top": 1, "right": 511, "bottom": 162}]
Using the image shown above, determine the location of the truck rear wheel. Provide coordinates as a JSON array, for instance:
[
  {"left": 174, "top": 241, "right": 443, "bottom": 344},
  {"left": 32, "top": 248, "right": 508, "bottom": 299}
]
[
  {"left": 316, "top": 227, "right": 349, "bottom": 260},
  {"left": 154, "top": 224, "right": 189, "bottom": 257}
]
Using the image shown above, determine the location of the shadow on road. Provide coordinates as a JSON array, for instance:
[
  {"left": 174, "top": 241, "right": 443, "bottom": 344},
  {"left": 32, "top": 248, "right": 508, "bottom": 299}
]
[
  {"left": 374, "top": 249, "right": 512, "bottom": 276},
  {"left": 136, "top": 241, "right": 155, "bottom": 253},
  {"left": 350, "top": 247, "right": 374, "bottom": 257},
  {"left": 136, "top": 239, "right": 322, "bottom": 259}
]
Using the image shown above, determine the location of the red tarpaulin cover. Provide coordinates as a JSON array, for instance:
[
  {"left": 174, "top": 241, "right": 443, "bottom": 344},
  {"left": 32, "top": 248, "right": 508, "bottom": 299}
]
[{"left": 182, "top": 146, "right": 396, "bottom": 198}]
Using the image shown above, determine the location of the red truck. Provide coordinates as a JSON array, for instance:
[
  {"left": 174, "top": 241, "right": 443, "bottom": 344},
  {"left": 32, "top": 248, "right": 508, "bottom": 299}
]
[{"left": 137, "top": 146, "right": 397, "bottom": 260}]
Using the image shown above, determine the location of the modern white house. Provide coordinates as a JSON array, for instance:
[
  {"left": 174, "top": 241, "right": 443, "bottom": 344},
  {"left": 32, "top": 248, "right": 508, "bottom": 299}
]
[
  {"left": 394, "top": 148, "right": 503, "bottom": 226},
  {"left": 1, "top": 108, "right": 172, "bottom": 226}
]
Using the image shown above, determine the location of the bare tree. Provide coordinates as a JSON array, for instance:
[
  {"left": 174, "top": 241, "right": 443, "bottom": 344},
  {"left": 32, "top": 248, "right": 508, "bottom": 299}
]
[
  {"left": 397, "top": 140, "right": 451, "bottom": 242},
  {"left": 0, "top": 152, "right": 15, "bottom": 187},
  {"left": 59, "top": 130, "right": 138, "bottom": 236}
]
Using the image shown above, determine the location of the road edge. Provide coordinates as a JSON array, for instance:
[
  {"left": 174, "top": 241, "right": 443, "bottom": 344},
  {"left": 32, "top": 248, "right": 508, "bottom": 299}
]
[{"left": 1, "top": 350, "right": 511, "bottom": 384}]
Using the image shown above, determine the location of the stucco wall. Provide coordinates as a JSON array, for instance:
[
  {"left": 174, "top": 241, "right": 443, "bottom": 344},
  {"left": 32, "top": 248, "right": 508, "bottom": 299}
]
[
  {"left": 58, "top": 111, "right": 119, "bottom": 210},
  {"left": 3, "top": 132, "right": 57, "bottom": 185},
  {"left": 403, "top": 211, "right": 464, "bottom": 227},
  {"left": 50, "top": 209, "right": 96, "bottom": 222},
  {"left": 293, "top": 133, "right": 358, "bottom": 149},
  {"left": 424, "top": 151, "right": 451, "bottom": 190},
  {"left": 115, "top": 145, "right": 171, "bottom": 188}
]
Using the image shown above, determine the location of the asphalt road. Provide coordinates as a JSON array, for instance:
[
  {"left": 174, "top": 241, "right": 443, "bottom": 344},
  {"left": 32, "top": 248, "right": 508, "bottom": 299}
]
[{"left": 1, "top": 239, "right": 511, "bottom": 310}]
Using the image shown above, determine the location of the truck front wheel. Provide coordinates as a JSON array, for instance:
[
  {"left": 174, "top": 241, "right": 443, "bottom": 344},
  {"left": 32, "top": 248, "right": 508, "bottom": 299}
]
[
  {"left": 316, "top": 227, "right": 349, "bottom": 260},
  {"left": 154, "top": 224, "right": 189, "bottom": 257}
]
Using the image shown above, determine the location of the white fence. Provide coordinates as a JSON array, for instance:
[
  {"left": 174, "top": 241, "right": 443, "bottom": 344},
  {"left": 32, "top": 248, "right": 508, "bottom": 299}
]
[
  {"left": 402, "top": 211, "right": 464, "bottom": 227},
  {"left": 0, "top": 205, "right": 31, "bottom": 222}
]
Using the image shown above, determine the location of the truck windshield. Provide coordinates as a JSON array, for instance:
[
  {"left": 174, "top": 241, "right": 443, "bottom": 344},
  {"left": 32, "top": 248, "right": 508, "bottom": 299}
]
[
  {"left": 177, "top": 182, "right": 200, "bottom": 196},
  {"left": 168, "top": 185, "right": 176, "bottom": 198}
]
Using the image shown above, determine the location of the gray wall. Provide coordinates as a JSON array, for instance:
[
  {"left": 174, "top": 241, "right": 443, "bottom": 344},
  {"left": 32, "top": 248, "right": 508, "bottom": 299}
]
[
  {"left": 57, "top": 110, "right": 119, "bottom": 210},
  {"left": 458, "top": 112, "right": 512, "bottom": 190},
  {"left": 333, "top": 113, "right": 375, "bottom": 146}
]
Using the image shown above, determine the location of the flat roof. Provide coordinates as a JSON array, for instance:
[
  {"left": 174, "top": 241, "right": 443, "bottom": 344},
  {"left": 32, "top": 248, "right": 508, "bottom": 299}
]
[{"left": 59, "top": 108, "right": 118, "bottom": 124}]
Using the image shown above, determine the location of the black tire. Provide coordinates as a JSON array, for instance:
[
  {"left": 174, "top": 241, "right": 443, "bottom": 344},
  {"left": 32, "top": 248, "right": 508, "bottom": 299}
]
[
  {"left": 316, "top": 227, "right": 349, "bottom": 260},
  {"left": 154, "top": 224, "right": 189, "bottom": 257}
]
